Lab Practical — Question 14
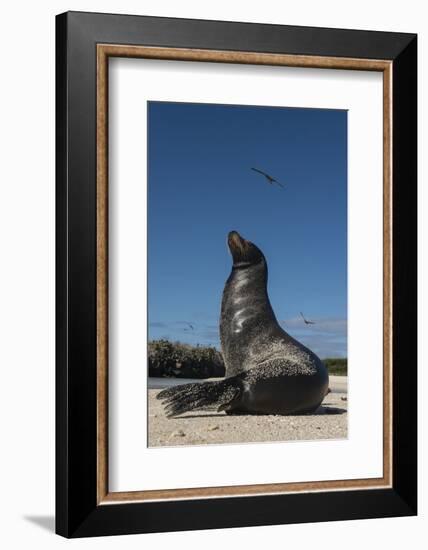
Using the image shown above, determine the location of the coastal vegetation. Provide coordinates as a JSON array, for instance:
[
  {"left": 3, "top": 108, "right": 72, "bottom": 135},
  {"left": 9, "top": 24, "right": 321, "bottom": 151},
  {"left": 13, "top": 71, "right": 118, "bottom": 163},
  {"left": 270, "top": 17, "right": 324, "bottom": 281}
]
[
  {"left": 148, "top": 340, "right": 347, "bottom": 378},
  {"left": 148, "top": 340, "right": 225, "bottom": 378}
]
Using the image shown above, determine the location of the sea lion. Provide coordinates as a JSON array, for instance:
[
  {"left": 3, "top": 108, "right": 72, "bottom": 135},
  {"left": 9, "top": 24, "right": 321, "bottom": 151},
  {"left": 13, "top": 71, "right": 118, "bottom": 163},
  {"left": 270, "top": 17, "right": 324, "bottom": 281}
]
[{"left": 157, "top": 231, "right": 329, "bottom": 417}]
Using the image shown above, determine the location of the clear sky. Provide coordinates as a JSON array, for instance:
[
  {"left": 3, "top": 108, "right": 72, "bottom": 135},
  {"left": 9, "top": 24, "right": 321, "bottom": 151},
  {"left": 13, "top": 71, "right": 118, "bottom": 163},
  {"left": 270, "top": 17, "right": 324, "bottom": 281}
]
[{"left": 148, "top": 101, "right": 347, "bottom": 358}]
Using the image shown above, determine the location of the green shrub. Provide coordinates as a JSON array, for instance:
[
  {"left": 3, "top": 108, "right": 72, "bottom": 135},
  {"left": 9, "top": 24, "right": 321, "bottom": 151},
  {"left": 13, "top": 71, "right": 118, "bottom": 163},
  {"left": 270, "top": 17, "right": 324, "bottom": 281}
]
[
  {"left": 148, "top": 341, "right": 347, "bottom": 378},
  {"left": 148, "top": 340, "right": 225, "bottom": 378},
  {"left": 323, "top": 357, "right": 347, "bottom": 376}
]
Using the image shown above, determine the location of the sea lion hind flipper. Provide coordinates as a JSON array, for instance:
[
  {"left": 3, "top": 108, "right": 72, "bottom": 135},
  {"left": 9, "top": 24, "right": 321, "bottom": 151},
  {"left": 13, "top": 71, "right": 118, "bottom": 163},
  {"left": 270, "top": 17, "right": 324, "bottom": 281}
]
[
  {"left": 156, "top": 382, "right": 196, "bottom": 401},
  {"left": 158, "top": 379, "right": 241, "bottom": 418}
]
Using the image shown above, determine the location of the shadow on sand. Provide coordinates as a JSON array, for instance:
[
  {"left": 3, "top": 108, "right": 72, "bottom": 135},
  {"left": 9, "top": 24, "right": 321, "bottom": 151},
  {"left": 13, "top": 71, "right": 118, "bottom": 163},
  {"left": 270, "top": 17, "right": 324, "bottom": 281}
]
[{"left": 175, "top": 406, "right": 346, "bottom": 420}]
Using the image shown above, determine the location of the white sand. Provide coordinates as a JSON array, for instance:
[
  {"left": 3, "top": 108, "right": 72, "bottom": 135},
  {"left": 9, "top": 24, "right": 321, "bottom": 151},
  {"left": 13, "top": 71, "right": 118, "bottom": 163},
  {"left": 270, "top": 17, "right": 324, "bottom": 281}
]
[{"left": 148, "top": 376, "right": 347, "bottom": 447}]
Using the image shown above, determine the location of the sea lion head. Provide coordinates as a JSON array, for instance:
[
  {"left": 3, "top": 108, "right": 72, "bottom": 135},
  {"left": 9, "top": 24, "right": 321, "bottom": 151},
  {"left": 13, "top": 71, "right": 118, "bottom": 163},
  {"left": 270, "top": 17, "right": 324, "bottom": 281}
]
[{"left": 227, "top": 231, "right": 265, "bottom": 268}]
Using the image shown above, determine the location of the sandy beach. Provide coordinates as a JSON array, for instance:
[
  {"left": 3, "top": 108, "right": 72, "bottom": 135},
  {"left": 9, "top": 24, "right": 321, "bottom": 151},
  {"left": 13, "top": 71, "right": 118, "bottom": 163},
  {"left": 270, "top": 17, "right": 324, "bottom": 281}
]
[{"left": 148, "top": 375, "right": 347, "bottom": 447}]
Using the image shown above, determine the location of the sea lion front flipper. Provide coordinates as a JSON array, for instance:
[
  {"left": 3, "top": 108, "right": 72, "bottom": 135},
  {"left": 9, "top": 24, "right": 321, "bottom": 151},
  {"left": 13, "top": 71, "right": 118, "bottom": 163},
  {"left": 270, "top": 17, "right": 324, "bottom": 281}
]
[{"left": 157, "top": 378, "right": 242, "bottom": 418}]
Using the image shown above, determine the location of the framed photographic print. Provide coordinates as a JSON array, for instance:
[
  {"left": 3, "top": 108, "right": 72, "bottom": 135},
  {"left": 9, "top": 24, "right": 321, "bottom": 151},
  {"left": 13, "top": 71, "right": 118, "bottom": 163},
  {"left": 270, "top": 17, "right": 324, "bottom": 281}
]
[{"left": 56, "top": 11, "right": 417, "bottom": 538}]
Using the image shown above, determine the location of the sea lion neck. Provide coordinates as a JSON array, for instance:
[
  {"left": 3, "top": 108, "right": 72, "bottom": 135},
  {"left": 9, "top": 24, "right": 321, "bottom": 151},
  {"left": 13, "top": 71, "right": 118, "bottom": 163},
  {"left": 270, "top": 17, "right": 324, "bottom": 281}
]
[
  {"left": 222, "top": 262, "right": 271, "bottom": 330},
  {"left": 228, "top": 258, "right": 268, "bottom": 289},
  {"left": 231, "top": 257, "right": 266, "bottom": 272}
]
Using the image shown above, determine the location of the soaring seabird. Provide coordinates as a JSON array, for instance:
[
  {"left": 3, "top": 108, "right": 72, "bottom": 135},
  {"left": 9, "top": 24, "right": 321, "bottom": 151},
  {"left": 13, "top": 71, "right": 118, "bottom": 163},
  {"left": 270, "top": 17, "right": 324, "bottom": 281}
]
[
  {"left": 251, "top": 167, "right": 284, "bottom": 188},
  {"left": 300, "top": 312, "right": 316, "bottom": 325}
]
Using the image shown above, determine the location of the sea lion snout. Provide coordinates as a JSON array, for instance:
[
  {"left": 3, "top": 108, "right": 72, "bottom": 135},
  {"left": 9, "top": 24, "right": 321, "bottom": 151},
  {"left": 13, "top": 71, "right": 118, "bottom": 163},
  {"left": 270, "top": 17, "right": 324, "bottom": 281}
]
[
  {"left": 228, "top": 230, "right": 245, "bottom": 248},
  {"left": 227, "top": 231, "right": 264, "bottom": 267},
  {"left": 227, "top": 231, "right": 249, "bottom": 259}
]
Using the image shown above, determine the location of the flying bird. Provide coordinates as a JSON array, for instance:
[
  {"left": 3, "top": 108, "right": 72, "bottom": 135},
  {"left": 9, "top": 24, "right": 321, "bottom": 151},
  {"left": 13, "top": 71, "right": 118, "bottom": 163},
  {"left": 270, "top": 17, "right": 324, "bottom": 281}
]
[
  {"left": 183, "top": 323, "right": 195, "bottom": 331},
  {"left": 300, "top": 312, "right": 315, "bottom": 325},
  {"left": 251, "top": 167, "right": 284, "bottom": 188}
]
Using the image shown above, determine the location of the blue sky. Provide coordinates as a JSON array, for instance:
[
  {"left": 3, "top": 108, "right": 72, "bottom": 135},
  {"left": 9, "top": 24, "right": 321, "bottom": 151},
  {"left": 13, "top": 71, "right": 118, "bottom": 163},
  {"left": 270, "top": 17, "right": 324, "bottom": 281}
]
[{"left": 148, "top": 101, "right": 347, "bottom": 358}]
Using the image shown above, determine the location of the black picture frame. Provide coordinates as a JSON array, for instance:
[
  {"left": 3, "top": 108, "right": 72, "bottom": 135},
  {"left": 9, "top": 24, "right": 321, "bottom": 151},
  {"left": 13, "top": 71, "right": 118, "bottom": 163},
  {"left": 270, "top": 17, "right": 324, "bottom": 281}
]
[{"left": 56, "top": 11, "right": 417, "bottom": 538}]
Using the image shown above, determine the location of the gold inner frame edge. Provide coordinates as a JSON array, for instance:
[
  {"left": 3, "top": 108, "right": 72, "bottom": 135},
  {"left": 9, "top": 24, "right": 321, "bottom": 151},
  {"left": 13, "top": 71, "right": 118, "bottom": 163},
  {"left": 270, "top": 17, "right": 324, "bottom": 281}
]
[{"left": 96, "top": 44, "right": 393, "bottom": 504}]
